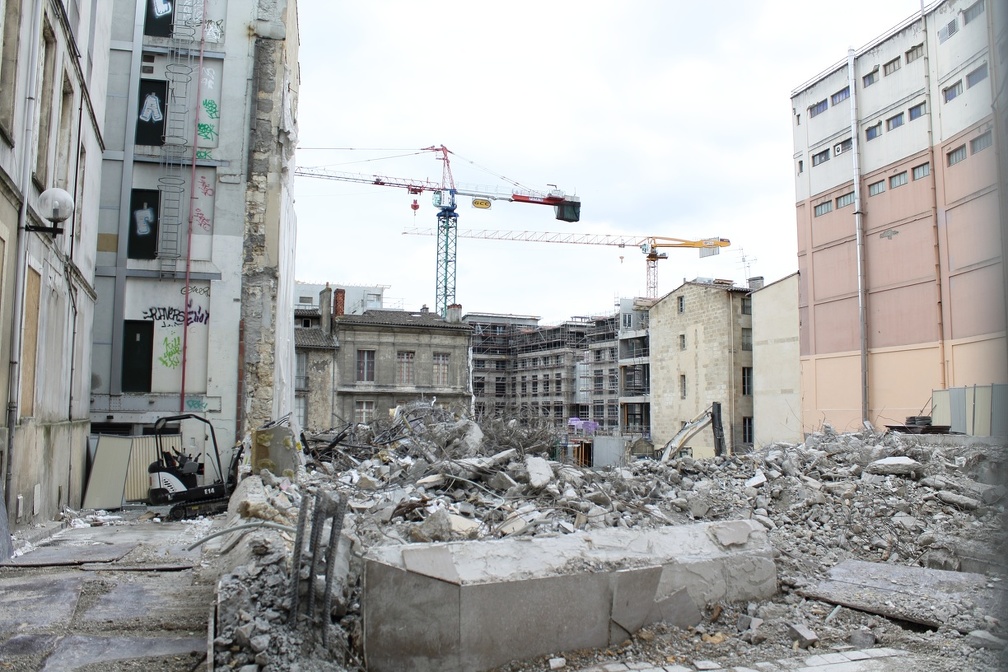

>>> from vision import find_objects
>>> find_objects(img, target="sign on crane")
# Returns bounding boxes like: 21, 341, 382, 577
294, 145, 581, 316
401, 227, 730, 299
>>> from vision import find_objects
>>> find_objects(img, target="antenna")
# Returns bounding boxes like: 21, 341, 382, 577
737, 248, 757, 281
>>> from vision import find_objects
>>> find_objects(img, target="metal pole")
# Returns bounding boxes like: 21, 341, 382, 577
847, 48, 869, 424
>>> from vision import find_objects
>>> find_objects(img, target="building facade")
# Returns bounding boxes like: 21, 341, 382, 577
90, 0, 299, 451
293, 285, 339, 431
751, 273, 803, 445
335, 306, 471, 424
617, 297, 654, 438
0, 0, 109, 526
791, 0, 1006, 432
649, 280, 753, 457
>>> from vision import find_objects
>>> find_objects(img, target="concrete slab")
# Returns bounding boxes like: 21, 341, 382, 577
38, 635, 205, 672
363, 521, 776, 672
77, 574, 215, 630
0, 542, 135, 566
0, 572, 83, 629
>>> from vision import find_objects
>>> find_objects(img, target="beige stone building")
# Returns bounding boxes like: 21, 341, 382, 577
791, 0, 1006, 432
334, 306, 471, 424
649, 280, 753, 457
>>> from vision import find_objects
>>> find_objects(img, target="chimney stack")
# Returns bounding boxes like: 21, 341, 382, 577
334, 287, 345, 317
319, 284, 333, 335
445, 303, 462, 323
748, 276, 765, 290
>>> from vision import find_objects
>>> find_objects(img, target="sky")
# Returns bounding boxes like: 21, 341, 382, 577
293, 1, 926, 324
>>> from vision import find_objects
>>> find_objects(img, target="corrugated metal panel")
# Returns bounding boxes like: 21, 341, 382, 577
994, 385, 1008, 437
124, 435, 181, 502
949, 387, 967, 434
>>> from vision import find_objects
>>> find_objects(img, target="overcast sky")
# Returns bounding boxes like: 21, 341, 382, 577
292, 1, 925, 323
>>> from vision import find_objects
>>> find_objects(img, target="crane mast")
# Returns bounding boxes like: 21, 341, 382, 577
294, 145, 581, 315
402, 227, 730, 298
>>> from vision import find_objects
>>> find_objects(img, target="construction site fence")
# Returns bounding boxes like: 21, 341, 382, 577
931, 384, 1007, 437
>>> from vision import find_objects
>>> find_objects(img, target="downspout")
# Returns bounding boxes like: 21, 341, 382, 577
4, 0, 45, 508
727, 289, 735, 452
847, 48, 869, 424
179, 0, 210, 412
919, 1, 947, 392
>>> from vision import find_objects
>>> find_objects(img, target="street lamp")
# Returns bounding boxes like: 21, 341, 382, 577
27, 187, 74, 236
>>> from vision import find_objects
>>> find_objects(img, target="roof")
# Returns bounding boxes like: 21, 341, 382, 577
335, 309, 471, 331
295, 307, 320, 318
294, 327, 338, 350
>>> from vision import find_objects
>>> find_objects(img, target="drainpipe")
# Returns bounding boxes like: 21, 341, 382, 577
3, 0, 45, 509
847, 48, 869, 424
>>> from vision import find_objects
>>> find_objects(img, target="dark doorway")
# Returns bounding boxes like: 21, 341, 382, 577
122, 320, 154, 392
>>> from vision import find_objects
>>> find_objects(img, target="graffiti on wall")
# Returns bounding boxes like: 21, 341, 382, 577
159, 335, 181, 368
181, 285, 210, 297
185, 396, 208, 411
142, 299, 211, 327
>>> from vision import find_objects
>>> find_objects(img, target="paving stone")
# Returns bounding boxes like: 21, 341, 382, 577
602, 663, 630, 672
840, 650, 872, 661
693, 661, 723, 671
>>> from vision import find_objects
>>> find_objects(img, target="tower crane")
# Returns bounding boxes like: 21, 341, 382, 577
294, 145, 581, 315
401, 227, 730, 298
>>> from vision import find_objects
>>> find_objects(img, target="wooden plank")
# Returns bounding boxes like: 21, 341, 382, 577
801, 559, 1004, 629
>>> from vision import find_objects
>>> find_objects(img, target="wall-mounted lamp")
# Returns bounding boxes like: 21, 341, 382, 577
26, 187, 74, 236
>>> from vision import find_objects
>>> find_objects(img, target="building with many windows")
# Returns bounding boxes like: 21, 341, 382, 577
334, 305, 471, 424
0, 0, 109, 525
90, 0, 299, 448
791, 0, 1005, 432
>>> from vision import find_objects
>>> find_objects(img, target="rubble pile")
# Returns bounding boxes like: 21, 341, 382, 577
211, 407, 1008, 671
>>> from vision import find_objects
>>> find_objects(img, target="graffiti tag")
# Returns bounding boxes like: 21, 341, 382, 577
194, 207, 211, 231
197, 123, 218, 142
159, 335, 181, 368
196, 149, 213, 160
186, 396, 208, 411
198, 175, 215, 196
180, 285, 210, 297
142, 299, 211, 327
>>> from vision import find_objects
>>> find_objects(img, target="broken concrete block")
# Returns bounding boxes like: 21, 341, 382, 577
848, 627, 876, 648
865, 456, 922, 479
967, 630, 1007, 649
745, 470, 767, 488
525, 456, 554, 488
487, 471, 518, 492
249, 424, 305, 479
362, 521, 776, 672
549, 657, 566, 669
787, 622, 818, 648
936, 490, 980, 510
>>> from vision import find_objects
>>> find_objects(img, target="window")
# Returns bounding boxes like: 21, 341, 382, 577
520, 377, 527, 395
680, 374, 687, 399
834, 138, 852, 155
742, 367, 753, 396
836, 191, 855, 209
495, 378, 506, 396
741, 296, 752, 315
679, 334, 686, 350
883, 57, 901, 76
905, 43, 924, 64
947, 144, 967, 166
531, 376, 539, 396
354, 400, 375, 424
295, 395, 307, 429
890, 171, 908, 188
938, 19, 958, 43
865, 122, 882, 141
944, 80, 963, 102
433, 352, 449, 386
474, 359, 485, 369
797, 159, 803, 174
622, 313, 632, 329
963, 1, 984, 25
128, 189, 160, 259
0, 0, 23, 133
677, 296, 685, 313
863, 69, 878, 87
812, 149, 830, 166
136, 79, 168, 145
809, 99, 828, 117
474, 376, 485, 396
295, 352, 307, 389
814, 201, 833, 217
34, 25, 56, 183
909, 101, 926, 120
868, 180, 885, 196
555, 373, 562, 393
356, 350, 375, 382
912, 163, 930, 180
831, 87, 849, 105
144, 0, 174, 36
593, 370, 603, 392
886, 113, 904, 131
396, 351, 415, 384
966, 63, 988, 88
743, 417, 754, 444
971, 130, 992, 154
741, 328, 753, 351
609, 369, 617, 391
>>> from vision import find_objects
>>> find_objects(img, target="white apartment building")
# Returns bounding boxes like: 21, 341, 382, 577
90, 0, 299, 450
791, 0, 1005, 432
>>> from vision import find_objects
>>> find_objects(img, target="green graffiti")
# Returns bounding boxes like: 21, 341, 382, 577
196, 149, 213, 160
202, 99, 219, 119
197, 123, 218, 142
159, 335, 181, 368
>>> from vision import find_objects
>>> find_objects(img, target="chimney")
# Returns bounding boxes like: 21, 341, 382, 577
334, 287, 345, 317
748, 276, 765, 290
446, 303, 462, 323
319, 284, 333, 335
420, 304, 429, 315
